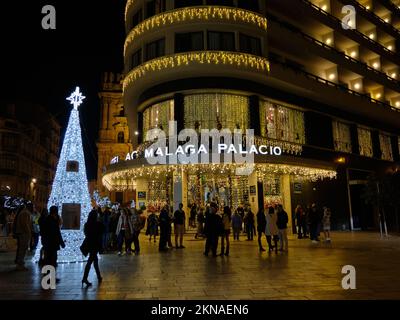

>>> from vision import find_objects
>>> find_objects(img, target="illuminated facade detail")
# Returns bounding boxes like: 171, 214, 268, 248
124, 6, 268, 55
379, 133, 393, 161
332, 120, 352, 153
357, 127, 373, 157
184, 93, 249, 131
143, 99, 175, 138
123, 51, 270, 91
259, 100, 305, 145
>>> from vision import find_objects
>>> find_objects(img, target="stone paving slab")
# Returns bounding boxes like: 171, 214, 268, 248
0, 232, 400, 300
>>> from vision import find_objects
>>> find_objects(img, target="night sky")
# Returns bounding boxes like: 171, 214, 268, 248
1, 0, 126, 179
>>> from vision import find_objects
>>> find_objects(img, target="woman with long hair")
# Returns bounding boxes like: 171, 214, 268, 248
82, 209, 104, 287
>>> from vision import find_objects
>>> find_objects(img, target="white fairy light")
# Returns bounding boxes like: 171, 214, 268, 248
33, 87, 91, 263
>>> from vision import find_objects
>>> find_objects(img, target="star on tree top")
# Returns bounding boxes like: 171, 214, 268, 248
66, 87, 85, 110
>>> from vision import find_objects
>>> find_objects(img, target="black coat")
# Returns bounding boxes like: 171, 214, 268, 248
256, 210, 266, 232
83, 221, 104, 253
42, 215, 64, 251
204, 213, 223, 237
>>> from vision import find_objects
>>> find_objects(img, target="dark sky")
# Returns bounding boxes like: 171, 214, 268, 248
1, 0, 126, 179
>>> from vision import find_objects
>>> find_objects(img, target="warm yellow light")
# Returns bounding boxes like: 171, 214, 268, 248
325, 38, 332, 45
354, 83, 360, 90
321, 4, 327, 10
366, 5, 370, 9
375, 93, 381, 99
350, 51, 357, 58
369, 33, 375, 39
124, 7, 268, 56
328, 73, 335, 80
387, 45, 393, 51
31, 178, 37, 184
336, 157, 346, 164
396, 101, 400, 107
384, 18, 389, 23
391, 72, 397, 78
372, 62, 379, 69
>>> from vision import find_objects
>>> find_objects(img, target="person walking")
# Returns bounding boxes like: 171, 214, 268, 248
189, 203, 197, 229
220, 206, 231, 256
265, 206, 279, 253
174, 203, 186, 249
322, 206, 332, 242
276, 205, 289, 251
13, 203, 33, 270
195, 207, 205, 239
115, 208, 133, 255
159, 205, 171, 251
42, 205, 65, 269
204, 202, 222, 257
244, 205, 255, 240
231, 209, 242, 241
309, 203, 321, 243
146, 211, 159, 243
257, 208, 267, 252
81, 209, 104, 287
295, 205, 305, 239
101, 207, 110, 252
130, 208, 146, 254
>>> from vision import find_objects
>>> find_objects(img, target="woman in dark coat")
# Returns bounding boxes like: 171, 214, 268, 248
43, 206, 65, 268
256, 208, 267, 252
82, 209, 104, 287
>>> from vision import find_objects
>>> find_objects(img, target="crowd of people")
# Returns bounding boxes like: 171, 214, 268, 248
1, 199, 332, 286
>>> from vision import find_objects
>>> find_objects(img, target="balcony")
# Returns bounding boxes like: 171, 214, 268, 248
299, 0, 400, 65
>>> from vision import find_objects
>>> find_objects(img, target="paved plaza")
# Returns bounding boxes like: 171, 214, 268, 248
0, 231, 399, 300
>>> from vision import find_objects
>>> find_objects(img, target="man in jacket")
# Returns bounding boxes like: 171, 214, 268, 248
174, 203, 186, 249
276, 204, 289, 252
203, 202, 222, 257
14, 202, 33, 270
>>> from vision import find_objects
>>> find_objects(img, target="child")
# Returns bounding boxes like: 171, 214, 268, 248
322, 207, 331, 242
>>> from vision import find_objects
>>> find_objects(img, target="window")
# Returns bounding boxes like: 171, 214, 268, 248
379, 133, 393, 161
0, 154, 17, 170
357, 127, 373, 157
146, 0, 166, 18
145, 38, 165, 61
237, 0, 259, 12
184, 93, 249, 131
131, 49, 142, 68
175, 0, 203, 9
143, 100, 175, 139
239, 33, 262, 56
175, 32, 204, 53
332, 120, 352, 153
117, 132, 125, 143
208, 31, 235, 51
259, 100, 305, 144
131, 9, 143, 28
206, 0, 234, 5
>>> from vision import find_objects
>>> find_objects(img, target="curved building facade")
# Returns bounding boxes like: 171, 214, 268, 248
101, 0, 400, 232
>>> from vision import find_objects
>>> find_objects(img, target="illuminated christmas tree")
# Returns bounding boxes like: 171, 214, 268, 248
34, 87, 91, 263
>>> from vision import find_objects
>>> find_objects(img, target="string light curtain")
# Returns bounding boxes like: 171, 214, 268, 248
379, 133, 393, 161
259, 100, 305, 144
143, 99, 174, 139
184, 93, 249, 131
332, 120, 352, 153
357, 127, 373, 157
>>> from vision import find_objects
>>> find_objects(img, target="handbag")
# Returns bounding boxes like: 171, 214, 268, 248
80, 238, 89, 257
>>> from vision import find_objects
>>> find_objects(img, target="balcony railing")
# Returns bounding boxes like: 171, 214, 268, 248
299, 0, 399, 63
336, 0, 400, 38
268, 53, 400, 113
267, 13, 400, 90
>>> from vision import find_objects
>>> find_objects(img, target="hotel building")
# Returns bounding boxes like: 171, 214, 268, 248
100, 0, 400, 232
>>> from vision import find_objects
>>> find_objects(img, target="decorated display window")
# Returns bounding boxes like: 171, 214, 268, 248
262, 176, 282, 207
357, 127, 373, 157
143, 99, 174, 139
379, 133, 393, 161
184, 93, 249, 131
332, 120, 352, 153
260, 100, 305, 144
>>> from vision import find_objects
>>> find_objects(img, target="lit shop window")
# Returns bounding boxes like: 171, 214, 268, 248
357, 127, 373, 157
332, 120, 352, 153
143, 99, 175, 139
379, 133, 393, 161
259, 101, 305, 144
184, 93, 249, 131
